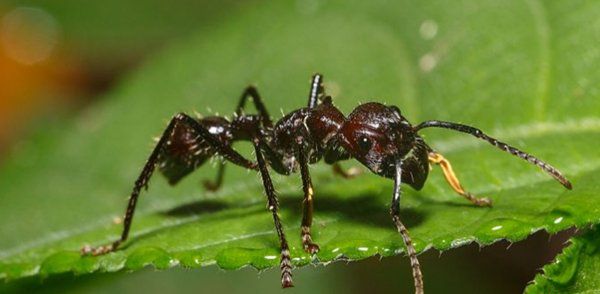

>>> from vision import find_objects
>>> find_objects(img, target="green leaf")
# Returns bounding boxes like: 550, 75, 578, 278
526, 227, 600, 293
1, 0, 599, 286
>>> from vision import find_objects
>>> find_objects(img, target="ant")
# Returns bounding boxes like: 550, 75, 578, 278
82, 74, 572, 294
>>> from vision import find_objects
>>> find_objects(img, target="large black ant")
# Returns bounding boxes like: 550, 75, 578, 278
82, 74, 572, 294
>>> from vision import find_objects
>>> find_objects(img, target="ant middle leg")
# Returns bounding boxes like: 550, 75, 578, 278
428, 152, 492, 207
298, 149, 320, 254
254, 142, 294, 288
81, 113, 256, 256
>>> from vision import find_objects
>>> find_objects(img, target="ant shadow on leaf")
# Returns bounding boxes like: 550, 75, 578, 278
162, 199, 230, 217
161, 191, 426, 230
118, 188, 436, 250
281, 193, 424, 229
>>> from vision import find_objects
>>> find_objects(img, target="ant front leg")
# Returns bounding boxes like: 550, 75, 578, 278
82, 113, 256, 256
297, 149, 320, 254
390, 158, 424, 294
428, 152, 492, 207
254, 141, 294, 288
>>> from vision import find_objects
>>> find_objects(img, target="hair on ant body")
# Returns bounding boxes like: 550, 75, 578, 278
82, 74, 572, 294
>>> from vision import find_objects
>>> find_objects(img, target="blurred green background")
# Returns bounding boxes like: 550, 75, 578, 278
0, 0, 595, 293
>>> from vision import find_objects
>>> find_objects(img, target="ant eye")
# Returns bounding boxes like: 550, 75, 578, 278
357, 137, 372, 151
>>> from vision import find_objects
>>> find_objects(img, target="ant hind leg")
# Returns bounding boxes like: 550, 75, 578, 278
81, 113, 256, 256
235, 86, 272, 127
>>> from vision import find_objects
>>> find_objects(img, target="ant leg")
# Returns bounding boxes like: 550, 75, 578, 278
332, 163, 362, 179
307, 73, 324, 108
324, 149, 361, 178
415, 120, 572, 189
81, 113, 256, 256
298, 150, 320, 254
428, 152, 492, 207
200, 86, 271, 192
235, 86, 273, 127
203, 161, 226, 191
390, 158, 424, 294
254, 142, 294, 288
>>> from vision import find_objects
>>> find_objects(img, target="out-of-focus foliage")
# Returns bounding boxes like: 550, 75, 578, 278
527, 227, 600, 293
1, 0, 253, 59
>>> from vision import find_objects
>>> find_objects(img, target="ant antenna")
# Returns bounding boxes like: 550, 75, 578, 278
414, 120, 572, 189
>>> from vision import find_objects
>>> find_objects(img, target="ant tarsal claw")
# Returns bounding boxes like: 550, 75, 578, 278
304, 243, 320, 255
472, 195, 493, 207
81, 244, 114, 256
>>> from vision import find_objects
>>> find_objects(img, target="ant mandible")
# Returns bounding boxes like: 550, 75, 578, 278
82, 74, 572, 294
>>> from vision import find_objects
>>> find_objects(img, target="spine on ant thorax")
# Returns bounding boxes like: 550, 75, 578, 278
228, 115, 265, 142
266, 103, 346, 170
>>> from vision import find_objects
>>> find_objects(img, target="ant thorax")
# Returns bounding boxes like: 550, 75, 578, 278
269, 100, 346, 174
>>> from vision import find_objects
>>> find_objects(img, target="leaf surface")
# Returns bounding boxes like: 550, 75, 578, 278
0, 0, 599, 284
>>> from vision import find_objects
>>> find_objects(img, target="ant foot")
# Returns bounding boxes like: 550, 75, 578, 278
81, 243, 115, 256
468, 194, 492, 207
281, 272, 294, 288
280, 250, 294, 288
303, 242, 320, 255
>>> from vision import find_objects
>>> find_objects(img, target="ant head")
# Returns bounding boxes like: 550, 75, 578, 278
339, 102, 415, 176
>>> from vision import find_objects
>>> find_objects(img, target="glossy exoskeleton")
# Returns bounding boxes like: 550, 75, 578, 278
82, 74, 572, 294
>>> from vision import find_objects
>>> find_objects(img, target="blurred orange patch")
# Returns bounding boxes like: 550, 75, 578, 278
0, 5, 88, 156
